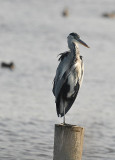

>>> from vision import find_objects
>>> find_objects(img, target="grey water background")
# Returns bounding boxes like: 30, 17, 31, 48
0, 0, 115, 159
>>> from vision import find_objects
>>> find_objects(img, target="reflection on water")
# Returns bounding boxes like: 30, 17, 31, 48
0, 0, 115, 160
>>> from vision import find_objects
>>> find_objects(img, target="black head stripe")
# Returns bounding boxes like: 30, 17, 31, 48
69, 32, 80, 39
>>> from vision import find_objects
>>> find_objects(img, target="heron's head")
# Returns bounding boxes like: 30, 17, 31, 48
67, 32, 90, 49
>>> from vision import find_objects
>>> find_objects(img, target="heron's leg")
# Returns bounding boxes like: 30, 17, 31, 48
63, 106, 65, 124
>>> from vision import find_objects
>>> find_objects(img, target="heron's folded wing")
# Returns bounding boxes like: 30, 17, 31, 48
53, 68, 71, 100
53, 51, 71, 99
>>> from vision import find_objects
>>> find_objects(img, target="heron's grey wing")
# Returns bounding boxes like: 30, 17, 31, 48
53, 51, 70, 98
53, 68, 71, 100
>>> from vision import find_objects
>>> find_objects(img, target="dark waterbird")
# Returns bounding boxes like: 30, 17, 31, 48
102, 11, 115, 18
53, 33, 90, 124
62, 8, 69, 17
1, 62, 14, 70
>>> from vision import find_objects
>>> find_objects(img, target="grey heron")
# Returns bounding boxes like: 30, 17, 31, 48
53, 32, 89, 124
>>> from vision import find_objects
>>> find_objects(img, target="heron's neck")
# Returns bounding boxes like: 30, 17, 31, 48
70, 42, 80, 59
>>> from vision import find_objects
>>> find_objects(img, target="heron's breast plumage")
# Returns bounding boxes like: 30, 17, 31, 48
75, 60, 82, 81
67, 72, 77, 98
67, 57, 83, 97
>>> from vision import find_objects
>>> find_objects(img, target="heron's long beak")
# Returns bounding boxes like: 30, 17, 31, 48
78, 39, 90, 48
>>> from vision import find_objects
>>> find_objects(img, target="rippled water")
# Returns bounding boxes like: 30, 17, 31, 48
0, 0, 115, 159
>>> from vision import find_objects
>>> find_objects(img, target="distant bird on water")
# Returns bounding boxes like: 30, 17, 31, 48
1, 62, 14, 70
62, 8, 69, 17
53, 33, 90, 124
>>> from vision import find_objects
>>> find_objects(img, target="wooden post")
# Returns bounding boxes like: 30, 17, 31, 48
53, 124, 84, 160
